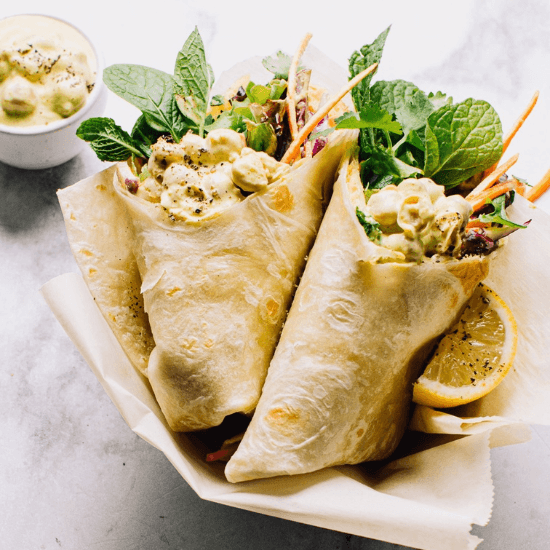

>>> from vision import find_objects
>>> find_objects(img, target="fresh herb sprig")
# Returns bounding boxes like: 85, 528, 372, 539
336, 27, 504, 191
77, 27, 211, 161
77, 29, 297, 163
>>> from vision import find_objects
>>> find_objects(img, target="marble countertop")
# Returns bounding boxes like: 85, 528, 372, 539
2, 1, 550, 548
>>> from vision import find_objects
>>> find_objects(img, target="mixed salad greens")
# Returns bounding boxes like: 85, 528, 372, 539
334, 26, 503, 190
77, 28, 309, 163
329, 26, 528, 251
77, 25, 528, 248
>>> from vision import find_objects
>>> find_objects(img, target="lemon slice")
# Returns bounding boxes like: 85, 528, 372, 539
412, 282, 518, 408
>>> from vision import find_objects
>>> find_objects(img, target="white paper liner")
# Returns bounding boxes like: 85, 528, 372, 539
41, 48, 550, 549
42, 268, 534, 550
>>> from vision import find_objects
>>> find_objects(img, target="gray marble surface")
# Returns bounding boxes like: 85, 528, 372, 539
2, 1, 550, 548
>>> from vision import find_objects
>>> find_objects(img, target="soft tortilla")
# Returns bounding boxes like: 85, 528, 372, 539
58, 167, 154, 376
60, 129, 357, 432
225, 149, 491, 482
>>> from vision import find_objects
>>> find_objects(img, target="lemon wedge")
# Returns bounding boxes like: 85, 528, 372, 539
412, 282, 518, 408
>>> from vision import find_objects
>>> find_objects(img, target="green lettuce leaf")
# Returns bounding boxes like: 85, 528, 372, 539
245, 120, 277, 155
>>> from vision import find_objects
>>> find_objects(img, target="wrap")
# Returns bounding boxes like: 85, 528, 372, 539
59, 128, 357, 432
225, 149, 491, 482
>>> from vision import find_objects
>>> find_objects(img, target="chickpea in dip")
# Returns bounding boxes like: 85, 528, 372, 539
131, 129, 290, 222
0, 14, 96, 127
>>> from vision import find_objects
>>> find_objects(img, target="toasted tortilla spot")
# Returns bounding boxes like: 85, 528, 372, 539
265, 407, 306, 436
166, 287, 182, 296
88, 268, 97, 276
70, 213, 76, 221
96, 184, 107, 191
204, 339, 214, 348
448, 259, 489, 296
266, 298, 279, 318
272, 185, 294, 212
180, 337, 197, 350
79, 249, 94, 257
357, 428, 364, 438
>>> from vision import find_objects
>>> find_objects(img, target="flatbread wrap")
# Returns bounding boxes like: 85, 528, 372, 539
224, 27, 532, 482
224, 150, 498, 482
109, 128, 355, 431
62, 29, 363, 432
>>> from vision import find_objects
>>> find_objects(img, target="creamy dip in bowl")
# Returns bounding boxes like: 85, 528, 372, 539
0, 14, 107, 169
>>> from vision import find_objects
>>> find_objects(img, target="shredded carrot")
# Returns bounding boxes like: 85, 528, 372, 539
466, 219, 490, 230
466, 154, 519, 200
482, 91, 539, 177
514, 179, 527, 196
525, 167, 550, 202
503, 90, 539, 155
467, 180, 518, 212
281, 62, 378, 164
287, 33, 313, 142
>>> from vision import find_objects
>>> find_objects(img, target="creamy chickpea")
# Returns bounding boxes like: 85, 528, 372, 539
360, 178, 473, 263
0, 15, 96, 127
132, 129, 290, 222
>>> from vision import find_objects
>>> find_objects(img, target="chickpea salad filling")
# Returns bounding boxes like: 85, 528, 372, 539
77, 28, 378, 224
355, 178, 474, 263
126, 129, 290, 221
332, 27, 532, 262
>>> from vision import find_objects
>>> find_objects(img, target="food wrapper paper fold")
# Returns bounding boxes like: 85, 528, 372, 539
42, 180, 550, 550
41, 51, 550, 550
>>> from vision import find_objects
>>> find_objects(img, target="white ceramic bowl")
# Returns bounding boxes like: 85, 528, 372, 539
0, 15, 107, 170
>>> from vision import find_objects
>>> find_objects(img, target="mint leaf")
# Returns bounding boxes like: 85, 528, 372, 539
173, 27, 212, 127
174, 94, 203, 129
103, 64, 186, 141
428, 91, 452, 110
423, 98, 503, 187
262, 51, 297, 80
406, 128, 426, 151
360, 144, 422, 184
370, 80, 434, 137
335, 105, 402, 134
478, 193, 527, 228
76, 117, 145, 161
131, 114, 165, 157
349, 26, 390, 110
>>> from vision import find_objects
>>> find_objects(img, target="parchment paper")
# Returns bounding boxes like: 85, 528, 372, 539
41, 51, 550, 550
